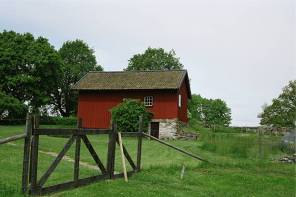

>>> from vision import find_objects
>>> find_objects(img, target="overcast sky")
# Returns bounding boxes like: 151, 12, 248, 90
1, 0, 295, 126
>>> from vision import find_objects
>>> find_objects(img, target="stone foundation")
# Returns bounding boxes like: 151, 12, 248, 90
150, 119, 178, 139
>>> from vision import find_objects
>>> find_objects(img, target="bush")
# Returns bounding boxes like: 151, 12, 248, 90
111, 99, 152, 132
0, 183, 21, 197
0, 116, 77, 126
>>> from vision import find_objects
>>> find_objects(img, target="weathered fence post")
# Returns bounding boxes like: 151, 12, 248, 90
118, 132, 128, 182
30, 114, 40, 194
22, 113, 32, 193
74, 118, 82, 185
136, 116, 143, 172
107, 123, 117, 179
34, 115, 40, 130
29, 115, 39, 184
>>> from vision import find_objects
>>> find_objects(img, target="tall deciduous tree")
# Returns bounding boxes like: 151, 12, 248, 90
0, 30, 61, 118
188, 94, 204, 121
202, 98, 232, 127
125, 47, 183, 71
188, 94, 232, 127
51, 40, 103, 117
259, 80, 296, 128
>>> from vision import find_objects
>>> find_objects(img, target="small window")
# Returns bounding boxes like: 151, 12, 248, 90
144, 96, 153, 107
178, 94, 182, 108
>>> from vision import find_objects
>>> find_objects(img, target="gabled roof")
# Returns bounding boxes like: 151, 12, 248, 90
72, 70, 191, 98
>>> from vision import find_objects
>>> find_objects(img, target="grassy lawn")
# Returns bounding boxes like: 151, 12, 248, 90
0, 125, 295, 197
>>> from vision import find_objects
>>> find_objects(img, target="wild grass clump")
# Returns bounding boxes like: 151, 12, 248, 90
199, 132, 281, 159
212, 126, 241, 133
229, 141, 249, 158
0, 183, 23, 197
199, 134, 253, 158
188, 119, 241, 134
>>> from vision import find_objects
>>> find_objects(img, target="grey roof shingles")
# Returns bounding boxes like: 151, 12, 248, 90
72, 70, 190, 92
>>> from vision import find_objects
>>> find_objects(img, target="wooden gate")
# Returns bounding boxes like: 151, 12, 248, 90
1, 114, 208, 196
21, 116, 143, 195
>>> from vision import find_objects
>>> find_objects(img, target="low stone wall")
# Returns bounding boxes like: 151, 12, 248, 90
175, 131, 199, 140
231, 126, 291, 136
278, 154, 296, 164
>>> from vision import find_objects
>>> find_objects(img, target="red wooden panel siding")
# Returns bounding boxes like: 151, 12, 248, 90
78, 90, 180, 129
177, 80, 189, 123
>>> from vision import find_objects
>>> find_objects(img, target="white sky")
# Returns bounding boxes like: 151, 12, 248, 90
1, 0, 295, 126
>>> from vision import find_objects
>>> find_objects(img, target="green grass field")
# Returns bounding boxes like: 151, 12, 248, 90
0, 125, 295, 197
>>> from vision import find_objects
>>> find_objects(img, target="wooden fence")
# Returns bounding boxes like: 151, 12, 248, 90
0, 114, 207, 195
0, 114, 143, 195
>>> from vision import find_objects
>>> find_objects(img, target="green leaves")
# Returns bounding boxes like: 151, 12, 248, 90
188, 94, 232, 128
0, 30, 61, 117
59, 39, 101, 82
51, 39, 103, 117
0, 31, 102, 118
259, 80, 296, 128
111, 99, 152, 132
125, 47, 183, 71
0, 91, 27, 119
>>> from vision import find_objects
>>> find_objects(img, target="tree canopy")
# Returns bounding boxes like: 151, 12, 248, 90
125, 47, 183, 71
259, 80, 296, 128
51, 39, 103, 117
0, 30, 61, 118
0, 31, 103, 118
188, 94, 232, 127
0, 91, 26, 119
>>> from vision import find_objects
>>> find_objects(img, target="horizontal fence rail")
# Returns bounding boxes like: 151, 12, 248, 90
34, 128, 112, 135
0, 133, 26, 145
34, 128, 142, 136
143, 133, 208, 163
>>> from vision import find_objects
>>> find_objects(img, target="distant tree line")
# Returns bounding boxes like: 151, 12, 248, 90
0, 30, 233, 128
0, 32, 186, 120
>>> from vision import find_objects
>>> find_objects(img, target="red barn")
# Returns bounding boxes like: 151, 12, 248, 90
72, 70, 191, 139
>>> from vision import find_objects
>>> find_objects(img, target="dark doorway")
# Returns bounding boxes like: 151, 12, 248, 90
150, 122, 159, 138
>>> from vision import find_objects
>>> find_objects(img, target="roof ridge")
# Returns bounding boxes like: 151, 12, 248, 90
72, 70, 191, 97
89, 69, 187, 73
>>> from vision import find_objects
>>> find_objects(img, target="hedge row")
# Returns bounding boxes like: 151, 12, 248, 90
40, 116, 77, 126
0, 116, 77, 126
